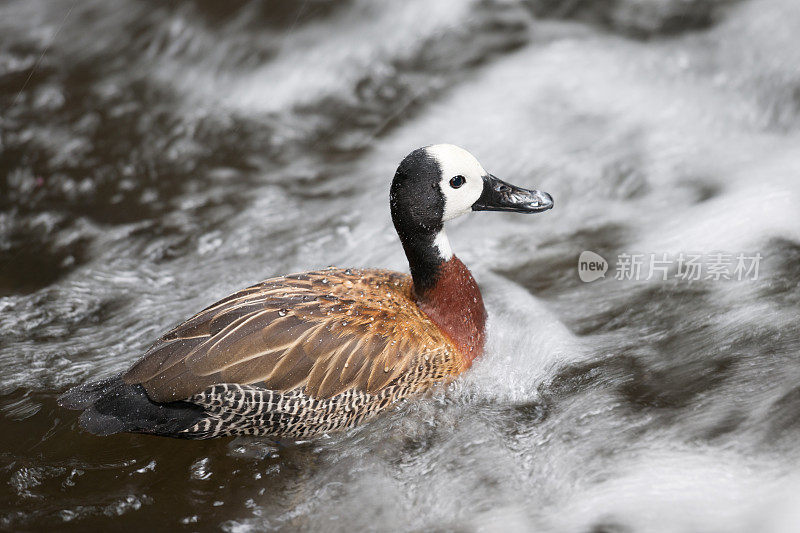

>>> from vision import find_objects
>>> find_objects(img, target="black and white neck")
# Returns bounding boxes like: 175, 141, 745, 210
393, 224, 453, 296
389, 144, 485, 296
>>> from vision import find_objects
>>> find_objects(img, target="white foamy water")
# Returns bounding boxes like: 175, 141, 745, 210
2, 0, 800, 530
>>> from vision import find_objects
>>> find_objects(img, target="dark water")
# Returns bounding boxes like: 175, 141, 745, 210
2, 0, 800, 531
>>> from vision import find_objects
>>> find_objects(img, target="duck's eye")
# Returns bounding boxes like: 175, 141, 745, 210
449, 175, 466, 189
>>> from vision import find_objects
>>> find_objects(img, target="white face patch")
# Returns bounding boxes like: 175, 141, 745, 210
426, 144, 487, 222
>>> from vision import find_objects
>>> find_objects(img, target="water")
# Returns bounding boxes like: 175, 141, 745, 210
2, 0, 800, 530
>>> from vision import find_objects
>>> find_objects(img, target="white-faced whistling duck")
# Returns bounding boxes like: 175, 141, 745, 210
58, 144, 554, 439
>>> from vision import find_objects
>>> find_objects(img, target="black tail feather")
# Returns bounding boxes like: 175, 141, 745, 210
58, 374, 205, 438
58, 375, 121, 410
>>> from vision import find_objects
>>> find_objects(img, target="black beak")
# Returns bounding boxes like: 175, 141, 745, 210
472, 174, 554, 213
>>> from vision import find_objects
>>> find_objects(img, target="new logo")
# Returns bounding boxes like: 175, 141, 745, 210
578, 251, 608, 282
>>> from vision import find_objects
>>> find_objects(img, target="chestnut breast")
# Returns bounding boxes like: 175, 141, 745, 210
415, 256, 486, 368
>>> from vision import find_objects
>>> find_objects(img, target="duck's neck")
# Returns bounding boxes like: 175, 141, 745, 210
398, 229, 486, 365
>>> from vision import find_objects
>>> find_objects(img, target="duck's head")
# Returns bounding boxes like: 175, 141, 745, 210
390, 144, 553, 292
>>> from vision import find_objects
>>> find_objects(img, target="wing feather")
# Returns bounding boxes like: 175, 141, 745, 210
123, 269, 459, 402
261, 344, 316, 391
314, 337, 359, 398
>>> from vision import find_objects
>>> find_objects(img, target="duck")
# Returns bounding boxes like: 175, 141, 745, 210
58, 144, 553, 439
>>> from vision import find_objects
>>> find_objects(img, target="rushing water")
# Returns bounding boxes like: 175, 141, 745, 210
2, 0, 800, 531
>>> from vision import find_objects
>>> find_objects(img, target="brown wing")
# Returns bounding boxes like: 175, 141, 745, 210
122, 268, 457, 402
